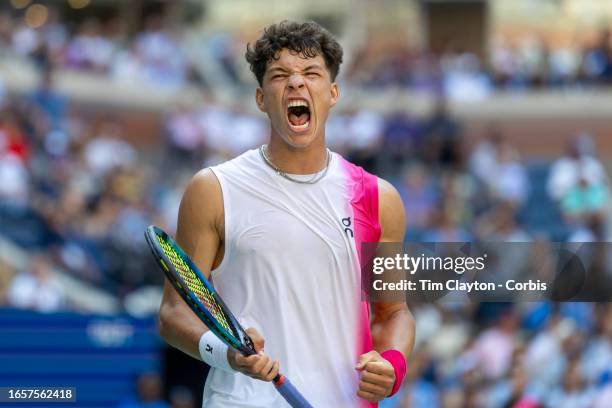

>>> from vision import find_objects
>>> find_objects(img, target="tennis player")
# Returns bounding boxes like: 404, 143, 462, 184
159, 21, 415, 407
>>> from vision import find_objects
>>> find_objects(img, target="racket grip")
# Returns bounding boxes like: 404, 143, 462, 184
273, 374, 313, 408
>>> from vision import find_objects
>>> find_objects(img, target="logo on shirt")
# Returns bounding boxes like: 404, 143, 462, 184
205, 344, 213, 354
341, 217, 354, 238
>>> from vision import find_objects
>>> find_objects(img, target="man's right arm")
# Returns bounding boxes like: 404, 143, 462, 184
157, 169, 279, 382
158, 169, 224, 360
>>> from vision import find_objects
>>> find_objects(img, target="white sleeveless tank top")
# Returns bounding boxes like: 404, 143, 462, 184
204, 148, 381, 407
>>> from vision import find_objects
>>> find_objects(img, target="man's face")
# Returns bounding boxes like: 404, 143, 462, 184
256, 48, 339, 149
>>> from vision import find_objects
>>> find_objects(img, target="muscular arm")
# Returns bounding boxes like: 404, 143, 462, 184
356, 178, 415, 402
370, 178, 415, 358
158, 169, 225, 360
157, 170, 279, 381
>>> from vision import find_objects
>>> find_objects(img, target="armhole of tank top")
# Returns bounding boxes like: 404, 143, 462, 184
208, 166, 232, 280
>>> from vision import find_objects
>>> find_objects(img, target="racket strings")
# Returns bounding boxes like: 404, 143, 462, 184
158, 237, 233, 333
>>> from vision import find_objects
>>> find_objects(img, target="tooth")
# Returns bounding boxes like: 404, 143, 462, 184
291, 120, 309, 130
288, 100, 309, 108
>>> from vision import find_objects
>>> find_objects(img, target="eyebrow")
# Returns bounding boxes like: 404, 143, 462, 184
267, 64, 325, 75
302, 65, 325, 71
267, 67, 290, 75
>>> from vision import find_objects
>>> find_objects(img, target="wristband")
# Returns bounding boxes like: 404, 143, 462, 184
381, 349, 406, 397
198, 331, 233, 373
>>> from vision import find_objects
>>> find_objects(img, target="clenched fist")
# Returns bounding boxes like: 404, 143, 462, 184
355, 350, 395, 402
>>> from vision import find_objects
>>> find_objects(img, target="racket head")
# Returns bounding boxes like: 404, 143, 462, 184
145, 225, 255, 355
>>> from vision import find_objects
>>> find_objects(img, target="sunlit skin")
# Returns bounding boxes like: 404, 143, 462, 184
255, 48, 338, 174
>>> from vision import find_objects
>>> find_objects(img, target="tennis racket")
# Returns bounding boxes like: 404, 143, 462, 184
144, 225, 313, 408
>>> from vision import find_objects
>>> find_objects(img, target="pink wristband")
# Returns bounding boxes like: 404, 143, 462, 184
381, 349, 406, 397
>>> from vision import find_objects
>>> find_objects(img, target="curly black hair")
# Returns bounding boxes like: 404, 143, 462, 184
245, 20, 343, 86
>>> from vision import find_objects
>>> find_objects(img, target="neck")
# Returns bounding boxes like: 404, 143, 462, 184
266, 137, 328, 175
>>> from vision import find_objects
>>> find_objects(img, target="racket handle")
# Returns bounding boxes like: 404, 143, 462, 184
273, 374, 313, 408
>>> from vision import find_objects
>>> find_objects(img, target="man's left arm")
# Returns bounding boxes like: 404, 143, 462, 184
356, 179, 415, 403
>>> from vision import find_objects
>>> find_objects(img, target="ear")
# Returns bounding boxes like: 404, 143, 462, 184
330, 83, 339, 108
255, 87, 265, 112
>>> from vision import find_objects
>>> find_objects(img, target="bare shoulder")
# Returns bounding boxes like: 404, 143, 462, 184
180, 169, 223, 212
176, 169, 224, 251
377, 178, 406, 242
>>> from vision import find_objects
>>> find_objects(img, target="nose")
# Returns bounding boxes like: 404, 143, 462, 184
287, 73, 305, 90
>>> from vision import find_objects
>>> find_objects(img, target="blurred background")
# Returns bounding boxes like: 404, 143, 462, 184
0, 0, 611, 407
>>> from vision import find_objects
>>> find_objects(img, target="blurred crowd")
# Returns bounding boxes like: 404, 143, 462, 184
2, 7, 612, 98
0, 69, 179, 308
345, 30, 612, 98
0, 9, 195, 89
382, 302, 612, 408
1, 7, 611, 408
207, 28, 612, 99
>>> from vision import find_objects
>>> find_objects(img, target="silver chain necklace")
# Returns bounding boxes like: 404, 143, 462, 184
259, 145, 331, 184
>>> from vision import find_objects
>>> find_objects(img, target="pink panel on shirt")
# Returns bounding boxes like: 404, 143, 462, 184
340, 157, 382, 408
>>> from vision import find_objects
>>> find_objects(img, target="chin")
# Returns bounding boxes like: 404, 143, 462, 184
282, 131, 319, 149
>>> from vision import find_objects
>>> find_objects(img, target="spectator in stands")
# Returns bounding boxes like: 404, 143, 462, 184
586, 30, 612, 84
547, 135, 609, 229
580, 304, 612, 385
524, 314, 575, 390
441, 49, 492, 101
474, 202, 530, 242
472, 136, 529, 207
547, 135, 607, 202
325, 108, 350, 155
420, 98, 463, 169
396, 163, 439, 235
487, 349, 540, 408
0, 259, 16, 306
111, 42, 144, 84
11, 20, 40, 58
165, 103, 203, 167
7, 253, 66, 313
29, 69, 67, 131
0, 12, 13, 53
168, 386, 194, 408
546, 358, 596, 408
117, 372, 169, 408
0, 106, 31, 205
65, 19, 115, 72
561, 179, 609, 224
135, 14, 187, 89
462, 308, 519, 380
40, 8, 68, 63
0, 107, 31, 162
469, 126, 502, 185
548, 43, 582, 87
223, 104, 267, 158
345, 108, 385, 172
83, 118, 136, 177
409, 50, 442, 93
381, 110, 420, 169
421, 201, 471, 242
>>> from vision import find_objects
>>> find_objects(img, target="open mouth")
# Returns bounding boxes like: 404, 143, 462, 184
286, 99, 311, 131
